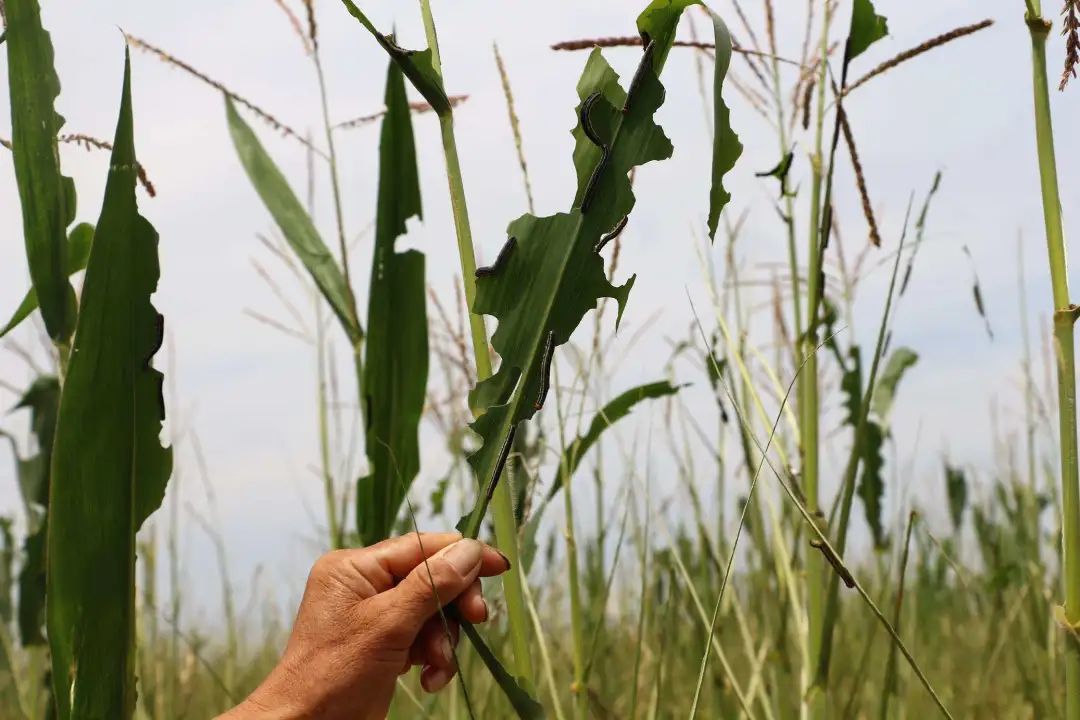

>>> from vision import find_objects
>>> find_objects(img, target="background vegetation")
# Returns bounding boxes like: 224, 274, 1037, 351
1, 0, 1079, 718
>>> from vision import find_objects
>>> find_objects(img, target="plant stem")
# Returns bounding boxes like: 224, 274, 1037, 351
311, 42, 357, 548
553, 362, 587, 719
1025, 9, 1080, 717
419, 0, 534, 686
315, 295, 342, 548
803, 2, 831, 717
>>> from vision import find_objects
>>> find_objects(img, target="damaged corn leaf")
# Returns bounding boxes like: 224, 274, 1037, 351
0, 223, 94, 339
459, 1, 737, 538
705, 7, 743, 239
847, 0, 889, 62
6, 0, 77, 342
357, 60, 429, 546
47, 51, 172, 719
338, 0, 451, 115
459, 23, 670, 537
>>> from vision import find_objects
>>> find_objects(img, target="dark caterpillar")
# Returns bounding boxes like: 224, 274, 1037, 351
579, 91, 609, 214
534, 331, 555, 411
810, 538, 855, 589
475, 236, 516, 279
595, 215, 629, 253
622, 37, 656, 114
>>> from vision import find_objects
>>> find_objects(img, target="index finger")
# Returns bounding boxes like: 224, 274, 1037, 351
369, 532, 510, 581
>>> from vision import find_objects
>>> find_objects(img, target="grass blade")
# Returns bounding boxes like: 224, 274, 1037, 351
46, 49, 172, 719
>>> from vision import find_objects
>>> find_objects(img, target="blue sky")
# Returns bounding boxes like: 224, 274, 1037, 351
1, 0, 1078, 616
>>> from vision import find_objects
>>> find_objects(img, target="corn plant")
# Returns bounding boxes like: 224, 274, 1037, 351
1021, 0, 1079, 716
4, 0, 174, 716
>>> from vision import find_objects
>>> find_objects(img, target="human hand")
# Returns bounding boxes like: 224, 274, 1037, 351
218, 532, 511, 720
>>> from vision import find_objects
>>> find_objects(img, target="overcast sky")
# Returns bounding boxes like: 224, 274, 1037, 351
1, 0, 1078, 617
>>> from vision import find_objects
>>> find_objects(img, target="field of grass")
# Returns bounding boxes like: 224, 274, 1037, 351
0, 0, 1079, 718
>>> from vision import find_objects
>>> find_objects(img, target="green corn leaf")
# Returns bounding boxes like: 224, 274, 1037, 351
547, 381, 683, 502
847, 0, 888, 62
4, 377, 59, 647
857, 419, 887, 549
0, 224, 94, 339
46, 51, 172, 719
225, 98, 361, 346
0, 519, 12, 627
337, 0, 451, 115
871, 347, 918, 423
6, 0, 77, 342
839, 347, 887, 548
705, 7, 743, 240
945, 464, 967, 533
840, 345, 863, 427
356, 60, 429, 546
458, 620, 545, 720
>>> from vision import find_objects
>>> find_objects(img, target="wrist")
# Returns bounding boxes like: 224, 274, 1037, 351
217, 662, 314, 720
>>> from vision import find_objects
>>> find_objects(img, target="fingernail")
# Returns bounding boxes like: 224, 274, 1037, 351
439, 635, 453, 666
479, 597, 489, 622
444, 539, 483, 574
423, 666, 452, 693
497, 550, 513, 571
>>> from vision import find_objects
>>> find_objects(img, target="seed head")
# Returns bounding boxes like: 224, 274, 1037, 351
1062, 0, 1080, 90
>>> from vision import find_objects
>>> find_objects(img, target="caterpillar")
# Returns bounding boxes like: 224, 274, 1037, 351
483, 424, 519, 508
810, 538, 855, 589
595, 215, 629, 253
622, 38, 656, 114
579, 91, 609, 214
534, 330, 555, 411
475, 236, 516, 278
142, 312, 165, 371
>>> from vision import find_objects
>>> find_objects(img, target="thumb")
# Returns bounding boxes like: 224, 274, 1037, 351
373, 539, 485, 640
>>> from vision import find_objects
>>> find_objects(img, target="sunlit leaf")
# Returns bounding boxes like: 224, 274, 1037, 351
357, 60, 429, 546
47, 52, 172, 719
5, 0, 77, 341
226, 98, 361, 345
0, 223, 94, 339
871, 347, 918, 423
